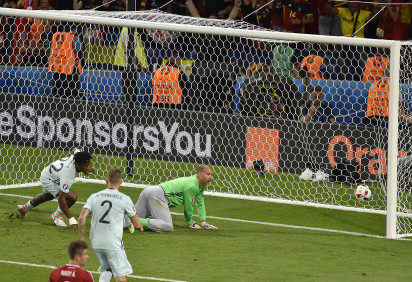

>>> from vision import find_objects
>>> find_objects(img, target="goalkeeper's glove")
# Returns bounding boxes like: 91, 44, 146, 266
188, 221, 202, 229
201, 221, 218, 229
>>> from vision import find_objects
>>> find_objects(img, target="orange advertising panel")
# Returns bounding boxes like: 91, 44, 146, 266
245, 127, 279, 172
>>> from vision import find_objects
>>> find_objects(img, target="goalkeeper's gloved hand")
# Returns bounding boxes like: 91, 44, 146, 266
201, 221, 218, 229
188, 221, 202, 229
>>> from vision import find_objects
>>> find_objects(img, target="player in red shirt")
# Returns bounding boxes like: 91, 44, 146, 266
49, 240, 94, 282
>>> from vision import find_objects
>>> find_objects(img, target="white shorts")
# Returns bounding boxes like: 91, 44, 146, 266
93, 248, 133, 278
40, 175, 60, 197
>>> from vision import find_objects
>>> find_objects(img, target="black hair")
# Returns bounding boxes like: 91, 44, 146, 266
73, 151, 92, 165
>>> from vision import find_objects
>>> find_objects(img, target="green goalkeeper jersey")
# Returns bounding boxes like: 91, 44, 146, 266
159, 174, 206, 224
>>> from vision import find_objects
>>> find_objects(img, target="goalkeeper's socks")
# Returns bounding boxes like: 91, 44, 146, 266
53, 206, 64, 217
138, 217, 148, 227
99, 270, 112, 282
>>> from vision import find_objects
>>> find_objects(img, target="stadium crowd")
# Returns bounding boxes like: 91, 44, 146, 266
0, 0, 412, 119
2, 0, 412, 38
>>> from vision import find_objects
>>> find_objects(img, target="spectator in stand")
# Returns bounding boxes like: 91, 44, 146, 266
227, 0, 243, 20
400, 0, 412, 40
38, 0, 53, 9
2, 0, 17, 8
19, 0, 54, 67
240, 0, 259, 25
102, 0, 126, 11
13, 0, 28, 8
305, 0, 321, 34
187, 0, 207, 17
75, 0, 105, 45
300, 85, 335, 123
207, 0, 235, 19
362, 48, 390, 82
271, 0, 283, 31
256, 0, 274, 29
74, 0, 106, 10
326, 2, 380, 80
376, 0, 404, 40
279, 0, 314, 33
318, 0, 343, 36
326, 0, 380, 38
161, 0, 190, 15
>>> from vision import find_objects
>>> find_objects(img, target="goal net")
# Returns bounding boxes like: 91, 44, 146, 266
0, 7, 410, 238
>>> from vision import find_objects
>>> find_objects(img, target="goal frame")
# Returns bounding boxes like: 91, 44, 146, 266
0, 7, 401, 239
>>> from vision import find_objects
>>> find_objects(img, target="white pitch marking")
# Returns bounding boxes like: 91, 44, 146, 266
2, 192, 410, 240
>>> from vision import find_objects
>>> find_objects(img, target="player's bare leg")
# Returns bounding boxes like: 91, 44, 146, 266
17, 193, 54, 218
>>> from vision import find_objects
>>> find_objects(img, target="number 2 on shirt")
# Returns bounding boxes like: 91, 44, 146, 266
99, 200, 112, 224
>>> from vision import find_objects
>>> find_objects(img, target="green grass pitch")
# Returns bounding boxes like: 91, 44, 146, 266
2, 144, 412, 281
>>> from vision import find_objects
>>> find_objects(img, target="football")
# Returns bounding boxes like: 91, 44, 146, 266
355, 184, 371, 201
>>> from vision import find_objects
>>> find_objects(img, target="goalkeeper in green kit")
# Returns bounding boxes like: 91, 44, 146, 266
125, 165, 218, 232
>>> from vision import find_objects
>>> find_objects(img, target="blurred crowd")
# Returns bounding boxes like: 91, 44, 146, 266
1, 0, 412, 39
1, 0, 412, 117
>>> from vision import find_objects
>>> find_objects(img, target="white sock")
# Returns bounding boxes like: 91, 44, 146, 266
54, 206, 63, 217
24, 200, 34, 211
99, 270, 112, 282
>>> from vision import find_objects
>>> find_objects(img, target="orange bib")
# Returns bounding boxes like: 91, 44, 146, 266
366, 78, 389, 117
48, 32, 82, 75
152, 66, 182, 104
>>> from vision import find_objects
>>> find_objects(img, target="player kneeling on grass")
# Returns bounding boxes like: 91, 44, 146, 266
17, 149, 95, 230
124, 165, 218, 233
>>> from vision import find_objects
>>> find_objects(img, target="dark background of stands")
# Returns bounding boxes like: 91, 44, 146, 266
2, 65, 412, 126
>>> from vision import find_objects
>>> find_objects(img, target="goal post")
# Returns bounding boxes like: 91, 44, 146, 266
0, 7, 409, 239
387, 41, 401, 239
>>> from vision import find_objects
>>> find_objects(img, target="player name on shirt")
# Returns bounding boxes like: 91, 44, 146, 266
96, 192, 123, 200
60, 270, 76, 277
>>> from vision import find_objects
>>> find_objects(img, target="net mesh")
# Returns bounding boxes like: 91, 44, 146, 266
0, 9, 411, 237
